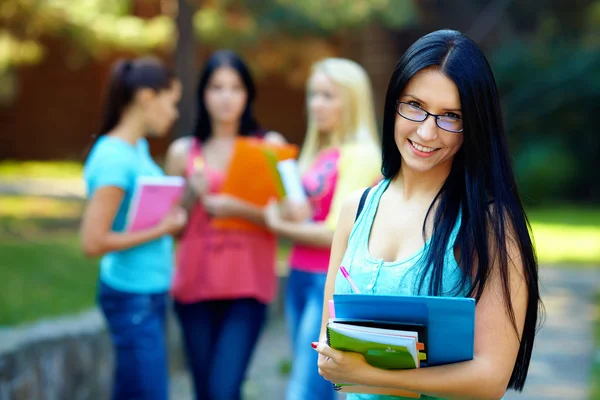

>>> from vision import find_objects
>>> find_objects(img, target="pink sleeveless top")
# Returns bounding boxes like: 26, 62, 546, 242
288, 143, 383, 274
288, 148, 340, 273
171, 138, 278, 304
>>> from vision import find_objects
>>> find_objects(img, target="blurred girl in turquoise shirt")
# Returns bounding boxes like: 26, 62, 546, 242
80, 57, 186, 400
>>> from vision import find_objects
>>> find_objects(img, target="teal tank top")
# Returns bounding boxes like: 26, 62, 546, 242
334, 178, 471, 400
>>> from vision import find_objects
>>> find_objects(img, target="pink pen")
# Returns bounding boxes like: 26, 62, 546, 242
339, 266, 361, 294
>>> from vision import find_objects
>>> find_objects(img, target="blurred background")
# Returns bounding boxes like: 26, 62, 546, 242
0, 0, 598, 399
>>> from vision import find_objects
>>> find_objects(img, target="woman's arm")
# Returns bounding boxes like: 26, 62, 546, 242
271, 219, 333, 248
264, 198, 338, 248
80, 186, 185, 257
165, 137, 204, 211
315, 220, 528, 400
264, 200, 331, 247
203, 195, 266, 226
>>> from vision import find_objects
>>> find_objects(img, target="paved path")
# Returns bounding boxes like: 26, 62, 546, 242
504, 267, 599, 400
170, 267, 598, 400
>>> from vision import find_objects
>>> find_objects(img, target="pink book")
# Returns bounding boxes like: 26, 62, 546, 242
126, 176, 185, 232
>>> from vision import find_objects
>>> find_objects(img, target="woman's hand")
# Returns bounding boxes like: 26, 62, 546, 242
157, 205, 188, 235
280, 198, 312, 222
188, 168, 209, 198
313, 342, 371, 386
264, 198, 283, 231
203, 194, 239, 217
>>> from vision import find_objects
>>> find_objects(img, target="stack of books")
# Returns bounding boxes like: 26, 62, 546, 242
327, 294, 476, 398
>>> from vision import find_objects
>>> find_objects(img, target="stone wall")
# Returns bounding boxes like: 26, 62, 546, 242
0, 278, 287, 400
0, 308, 186, 400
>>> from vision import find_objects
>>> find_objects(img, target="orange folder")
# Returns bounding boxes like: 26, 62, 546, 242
211, 137, 299, 232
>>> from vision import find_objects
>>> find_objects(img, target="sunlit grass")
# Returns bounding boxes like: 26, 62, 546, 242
530, 224, 600, 265
527, 207, 600, 265
0, 196, 84, 219
0, 196, 83, 237
0, 160, 83, 180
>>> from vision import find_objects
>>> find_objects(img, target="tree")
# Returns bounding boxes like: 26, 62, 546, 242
175, 0, 198, 137
0, 0, 175, 102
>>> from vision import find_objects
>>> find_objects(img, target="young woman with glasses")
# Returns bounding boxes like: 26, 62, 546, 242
314, 30, 543, 400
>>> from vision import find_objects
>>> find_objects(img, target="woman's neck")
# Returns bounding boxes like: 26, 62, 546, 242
212, 120, 240, 140
317, 127, 340, 150
108, 111, 146, 146
391, 161, 452, 201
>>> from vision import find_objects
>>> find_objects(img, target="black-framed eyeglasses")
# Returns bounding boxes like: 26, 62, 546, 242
395, 101, 464, 133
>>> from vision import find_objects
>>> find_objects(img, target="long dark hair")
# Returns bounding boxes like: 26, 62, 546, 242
381, 30, 542, 391
95, 57, 175, 141
193, 50, 260, 143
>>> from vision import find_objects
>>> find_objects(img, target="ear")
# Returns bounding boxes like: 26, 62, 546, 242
134, 88, 156, 107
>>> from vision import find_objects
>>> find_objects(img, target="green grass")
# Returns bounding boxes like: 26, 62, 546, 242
0, 160, 83, 180
0, 196, 84, 219
0, 194, 91, 325
0, 196, 84, 237
0, 234, 99, 326
527, 207, 600, 265
0, 193, 597, 326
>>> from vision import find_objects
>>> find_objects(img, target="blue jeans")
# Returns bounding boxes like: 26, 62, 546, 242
98, 281, 169, 400
174, 298, 267, 400
285, 269, 336, 400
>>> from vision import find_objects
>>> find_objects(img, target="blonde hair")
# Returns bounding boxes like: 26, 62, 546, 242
298, 58, 380, 171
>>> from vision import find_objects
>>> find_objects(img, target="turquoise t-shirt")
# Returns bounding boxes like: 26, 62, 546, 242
84, 136, 174, 293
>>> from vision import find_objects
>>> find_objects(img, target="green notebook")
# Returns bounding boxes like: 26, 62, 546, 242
261, 147, 286, 198
326, 321, 422, 370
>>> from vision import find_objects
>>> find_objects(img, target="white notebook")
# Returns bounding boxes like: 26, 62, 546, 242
276, 159, 307, 202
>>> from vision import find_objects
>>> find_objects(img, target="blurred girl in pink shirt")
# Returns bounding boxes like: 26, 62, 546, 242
165, 50, 285, 400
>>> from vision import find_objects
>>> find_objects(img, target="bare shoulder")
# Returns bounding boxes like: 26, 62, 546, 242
263, 131, 287, 145
165, 136, 193, 176
339, 187, 371, 225
167, 136, 193, 158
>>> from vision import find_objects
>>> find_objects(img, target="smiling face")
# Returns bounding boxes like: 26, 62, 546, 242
394, 67, 464, 174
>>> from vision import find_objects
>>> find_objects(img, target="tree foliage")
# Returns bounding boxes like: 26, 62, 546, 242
1, 0, 418, 72
0, 0, 174, 72
193, 0, 416, 47
490, 0, 600, 203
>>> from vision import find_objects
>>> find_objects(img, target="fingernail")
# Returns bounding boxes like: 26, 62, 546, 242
311, 342, 318, 349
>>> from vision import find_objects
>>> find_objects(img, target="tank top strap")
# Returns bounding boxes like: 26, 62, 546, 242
185, 137, 202, 177
345, 179, 390, 263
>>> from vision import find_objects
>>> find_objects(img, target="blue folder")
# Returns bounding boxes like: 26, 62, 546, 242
333, 294, 476, 366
